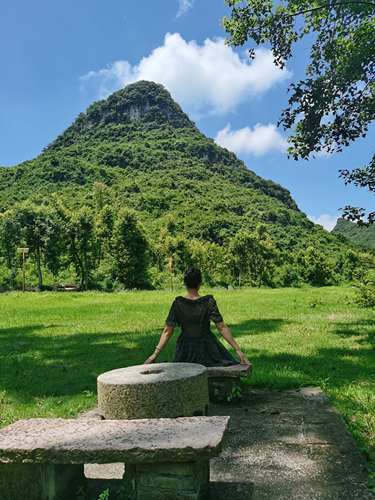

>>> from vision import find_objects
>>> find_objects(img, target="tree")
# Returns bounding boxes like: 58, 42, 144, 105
224, 0, 375, 222
92, 181, 112, 212
95, 204, 115, 264
161, 235, 192, 276
335, 248, 361, 281
67, 207, 96, 290
297, 246, 333, 285
229, 228, 275, 286
0, 211, 20, 287
190, 239, 232, 286
111, 209, 149, 288
15, 203, 63, 290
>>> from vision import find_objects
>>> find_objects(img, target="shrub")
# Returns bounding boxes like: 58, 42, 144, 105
354, 283, 375, 308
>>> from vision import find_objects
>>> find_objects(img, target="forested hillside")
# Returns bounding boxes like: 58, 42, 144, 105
333, 218, 375, 249
0, 81, 369, 290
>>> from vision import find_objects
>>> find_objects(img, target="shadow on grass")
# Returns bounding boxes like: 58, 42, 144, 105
332, 319, 375, 346
0, 325, 166, 402
247, 346, 375, 389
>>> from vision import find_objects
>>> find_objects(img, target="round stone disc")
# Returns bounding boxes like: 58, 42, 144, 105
97, 363, 209, 419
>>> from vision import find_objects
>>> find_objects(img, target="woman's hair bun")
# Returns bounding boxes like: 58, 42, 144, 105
184, 267, 202, 289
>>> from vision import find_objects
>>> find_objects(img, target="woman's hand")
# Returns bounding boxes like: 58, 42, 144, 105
144, 326, 174, 365
144, 352, 158, 364
237, 350, 250, 366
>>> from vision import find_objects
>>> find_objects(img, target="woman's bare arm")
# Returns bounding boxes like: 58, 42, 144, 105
144, 325, 175, 364
216, 322, 250, 365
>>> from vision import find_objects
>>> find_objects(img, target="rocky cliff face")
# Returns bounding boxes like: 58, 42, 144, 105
48, 82, 195, 153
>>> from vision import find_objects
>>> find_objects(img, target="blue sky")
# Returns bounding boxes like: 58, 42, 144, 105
1, 0, 373, 230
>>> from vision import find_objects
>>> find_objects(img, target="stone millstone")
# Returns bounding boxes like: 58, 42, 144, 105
97, 363, 209, 419
0, 416, 229, 465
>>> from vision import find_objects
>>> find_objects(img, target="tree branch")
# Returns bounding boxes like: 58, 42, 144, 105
283, 1, 375, 18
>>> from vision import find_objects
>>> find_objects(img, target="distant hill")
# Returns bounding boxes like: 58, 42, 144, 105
0, 81, 355, 256
333, 218, 375, 249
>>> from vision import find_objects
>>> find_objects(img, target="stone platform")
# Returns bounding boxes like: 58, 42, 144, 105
0, 416, 228, 500
85, 387, 373, 499
0, 417, 228, 464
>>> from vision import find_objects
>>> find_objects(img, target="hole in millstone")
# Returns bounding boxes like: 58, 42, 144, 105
140, 369, 164, 375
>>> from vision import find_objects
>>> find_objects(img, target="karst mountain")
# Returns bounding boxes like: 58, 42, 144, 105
0, 81, 348, 254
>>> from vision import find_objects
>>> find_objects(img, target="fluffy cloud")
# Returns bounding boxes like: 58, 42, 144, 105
215, 123, 288, 156
177, 0, 194, 17
80, 33, 290, 117
308, 214, 338, 231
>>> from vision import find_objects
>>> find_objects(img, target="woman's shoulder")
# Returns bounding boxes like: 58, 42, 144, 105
174, 294, 214, 302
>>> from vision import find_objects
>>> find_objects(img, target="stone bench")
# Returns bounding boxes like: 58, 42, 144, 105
0, 416, 229, 500
207, 364, 252, 403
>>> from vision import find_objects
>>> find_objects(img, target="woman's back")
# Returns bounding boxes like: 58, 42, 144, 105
144, 267, 249, 367
166, 294, 222, 338
166, 294, 237, 367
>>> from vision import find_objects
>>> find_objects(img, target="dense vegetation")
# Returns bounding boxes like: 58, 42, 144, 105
333, 218, 375, 249
0, 81, 372, 290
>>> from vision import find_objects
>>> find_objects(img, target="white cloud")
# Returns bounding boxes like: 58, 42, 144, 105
80, 33, 290, 117
308, 214, 338, 231
215, 123, 288, 156
177, 0, 194, 17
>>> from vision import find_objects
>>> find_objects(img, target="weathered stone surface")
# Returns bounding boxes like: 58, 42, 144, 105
0, 463, 84, 500
84, 462, 124, 479
206, 364, 252, 379
79, 407, 104, 420
209, 387, 373, 499
209, 481, 254, 499
0, 416, 229, 465
97, 362, 209, 419
124, 460, 209, 500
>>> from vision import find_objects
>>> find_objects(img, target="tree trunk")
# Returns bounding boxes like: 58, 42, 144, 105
70, 236, 84, 290
35, 250, 43, 291
82, 251, 89, 290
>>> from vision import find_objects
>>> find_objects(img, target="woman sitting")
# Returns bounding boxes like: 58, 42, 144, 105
145, 267, 249, 366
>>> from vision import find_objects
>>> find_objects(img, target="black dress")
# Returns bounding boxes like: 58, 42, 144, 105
165, 294, 238, 367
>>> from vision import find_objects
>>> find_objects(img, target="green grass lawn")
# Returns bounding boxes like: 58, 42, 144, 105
0, 286, 374, 472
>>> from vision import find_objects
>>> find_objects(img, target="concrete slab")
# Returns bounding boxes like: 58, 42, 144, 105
209, 387, 373, 499
0, 416, 229, 465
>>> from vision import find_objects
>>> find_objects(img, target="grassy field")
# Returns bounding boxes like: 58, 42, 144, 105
0, 286, 374, 473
